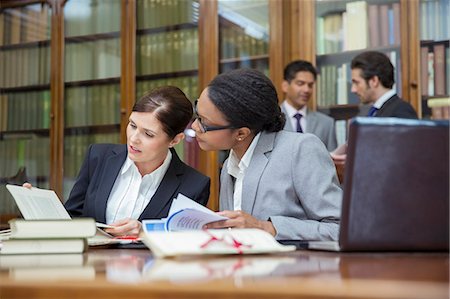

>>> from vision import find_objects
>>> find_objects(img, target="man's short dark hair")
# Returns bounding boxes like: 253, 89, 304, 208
351, 51, 395, 89
283, 60, 317, 82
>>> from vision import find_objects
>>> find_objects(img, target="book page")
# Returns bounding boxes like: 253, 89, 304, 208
166, 208, 228, 231
6, 185, 71, 220
168, 193, 218, 216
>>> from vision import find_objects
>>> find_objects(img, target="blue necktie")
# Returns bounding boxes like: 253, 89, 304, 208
367, 106, 378, 117
294, 113, 303, 133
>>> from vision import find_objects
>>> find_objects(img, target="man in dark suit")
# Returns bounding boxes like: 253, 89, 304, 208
350, 51, 417, 119
331, 51, 417, 167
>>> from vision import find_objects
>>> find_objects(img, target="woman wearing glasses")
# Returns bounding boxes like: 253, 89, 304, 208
193, 69, 341, 241
63, 86, 210, 237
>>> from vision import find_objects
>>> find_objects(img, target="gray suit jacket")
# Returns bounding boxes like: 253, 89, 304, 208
281, 102, 337, 151
220, 131, 342, 241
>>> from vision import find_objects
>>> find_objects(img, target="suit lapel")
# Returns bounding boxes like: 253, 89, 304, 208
94, 145, 127, 223
240, 132, 274, 214
377, 95, 397, 117
280, 104, 294, 131
305, 112, 317, 133
138, 149, 182, 220
219, 159, 234, 211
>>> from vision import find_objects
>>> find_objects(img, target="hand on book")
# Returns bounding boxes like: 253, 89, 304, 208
22, 182, 32, 189
203, 210, 276, 237
103, 218, 142, 238
330, 143, 347, 165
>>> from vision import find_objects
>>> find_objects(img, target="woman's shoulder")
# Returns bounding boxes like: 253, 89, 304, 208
88, 143, 126, 156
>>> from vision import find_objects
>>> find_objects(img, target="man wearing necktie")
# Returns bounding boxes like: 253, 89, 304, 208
280, 60, 337, 151
331, 51, 417, 169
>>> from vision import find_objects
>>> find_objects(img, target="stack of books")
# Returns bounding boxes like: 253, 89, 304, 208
0, 218, 97, 255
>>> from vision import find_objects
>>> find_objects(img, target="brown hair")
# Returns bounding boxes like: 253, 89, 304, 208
132, 86, 193, 138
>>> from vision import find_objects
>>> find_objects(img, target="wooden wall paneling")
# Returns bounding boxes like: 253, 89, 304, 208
401, 0, 420, 115
269, 0, 284, 102
0, 0, 46, 9
281, 0, 316, 110
49, 0, 64, 198
120, 0, 136, 143
198, 0, 219, 211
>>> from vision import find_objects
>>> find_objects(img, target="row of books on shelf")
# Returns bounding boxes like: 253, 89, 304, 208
136, 76, 199, 103
0, 4, 50, 46
136, 28, 198, 76
0, 137, 50, 181
64, 0, 120, 37
0, 46, 50, 88
0, 91, 50, 132
63, 132, 121, 179
137, 0, 198, 29
420, 42, 449, 96
316, 1, 400, 55
220, 26, 269, 60
66, 84, 120, 128
65, 39, 121, 82
316, 51, 400, 107
419, 0, 449, 41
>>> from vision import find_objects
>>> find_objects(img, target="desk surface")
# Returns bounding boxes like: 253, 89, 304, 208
0, 248, 448, 299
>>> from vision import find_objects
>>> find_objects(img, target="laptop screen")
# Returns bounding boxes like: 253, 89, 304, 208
339, 117, 449, 251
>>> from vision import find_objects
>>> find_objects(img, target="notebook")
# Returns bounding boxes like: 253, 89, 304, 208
309, 117, 449, 252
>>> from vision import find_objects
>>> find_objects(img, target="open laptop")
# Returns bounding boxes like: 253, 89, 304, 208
309, 117, 449, 252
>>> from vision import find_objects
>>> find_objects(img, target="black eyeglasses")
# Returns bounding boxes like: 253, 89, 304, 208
194, 100, 234, 133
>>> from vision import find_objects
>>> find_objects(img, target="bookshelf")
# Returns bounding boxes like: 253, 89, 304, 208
418, 0, 449, 120
314, 0, 405, 145
218, 0, 270, 76
62, 0, 122, 199
0, 0, 434, 220
136, 0, 200, 170
0, 3, 51, 219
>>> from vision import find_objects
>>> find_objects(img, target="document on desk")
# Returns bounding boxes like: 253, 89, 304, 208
141, 228, 296, 258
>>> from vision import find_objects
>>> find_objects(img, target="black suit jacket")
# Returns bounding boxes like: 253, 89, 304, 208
65, 144, 210, 223
376, 95, 418, 119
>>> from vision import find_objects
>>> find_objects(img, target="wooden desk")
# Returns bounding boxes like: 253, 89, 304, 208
0, 249, 448, 299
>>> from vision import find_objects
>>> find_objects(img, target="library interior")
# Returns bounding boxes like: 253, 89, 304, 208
0, 1, 448, 299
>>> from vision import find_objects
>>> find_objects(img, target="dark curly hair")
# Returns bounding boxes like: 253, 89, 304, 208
207, 68, 285, 134
132, 86, 193, 138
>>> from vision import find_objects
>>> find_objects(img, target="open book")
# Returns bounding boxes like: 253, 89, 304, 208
143, 193, 228, 232
141, 228, 296, 258
5, 184, 118, 246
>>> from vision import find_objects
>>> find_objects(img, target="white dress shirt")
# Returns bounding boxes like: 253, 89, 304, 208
227, 133, 261, 211
105, 150, 172, 224
283, 101, 308, 132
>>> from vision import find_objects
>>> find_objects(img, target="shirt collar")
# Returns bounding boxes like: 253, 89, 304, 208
283, 101, 308, 117
227, 133, 261, 179
373, 89, 396, 109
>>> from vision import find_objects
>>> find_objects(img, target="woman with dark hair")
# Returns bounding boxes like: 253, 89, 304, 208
193, 69, 341, 241
63, 86, 210, 236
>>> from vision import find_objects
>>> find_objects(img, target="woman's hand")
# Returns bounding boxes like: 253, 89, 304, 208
104, 218, 142, 237
203, 210, 276, 236
22, 182, 33, 189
